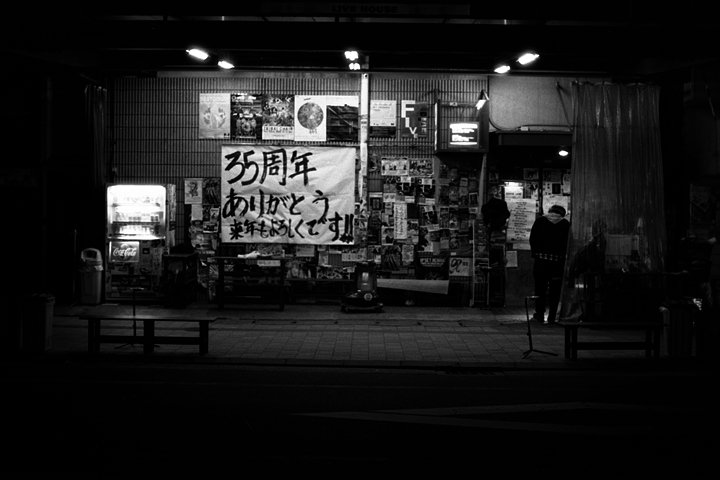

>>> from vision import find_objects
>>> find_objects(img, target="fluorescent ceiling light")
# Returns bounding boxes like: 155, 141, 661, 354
345, 50, 359, 61
349, 62, 361, 70
218, 60, 234, 69
186, 48, 209, 60
558, 149, 569, 157
494, 64, 510, 74
517, 53, 539, 65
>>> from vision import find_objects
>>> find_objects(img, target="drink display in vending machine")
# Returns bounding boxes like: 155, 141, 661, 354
106, 184, 172, 300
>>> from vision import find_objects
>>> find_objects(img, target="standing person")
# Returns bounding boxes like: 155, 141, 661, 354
530, 204, 570, 324
481, 186, 511, 239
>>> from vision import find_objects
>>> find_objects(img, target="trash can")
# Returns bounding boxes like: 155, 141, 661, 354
661, 298, 698, 358
22, 294, 55, 352
80, 248, 103, 305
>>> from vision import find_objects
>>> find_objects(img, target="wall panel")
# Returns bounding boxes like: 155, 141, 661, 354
108, 72, 487, 246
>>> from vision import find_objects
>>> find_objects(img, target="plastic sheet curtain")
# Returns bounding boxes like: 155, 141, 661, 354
85, 85, 107, 193
560, 82, 667, 319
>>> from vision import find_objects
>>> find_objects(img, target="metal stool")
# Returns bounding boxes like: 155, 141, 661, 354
523, 295, 558, 359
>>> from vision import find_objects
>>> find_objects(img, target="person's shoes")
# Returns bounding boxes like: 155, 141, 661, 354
533, 313, 544, 323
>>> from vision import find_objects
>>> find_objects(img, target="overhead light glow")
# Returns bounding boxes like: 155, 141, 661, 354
218, 60, 234, 69
558, 149, 569, 157
349, 62, 361, 70
186, 48, 209, 60
517, 53, 539, 65
345, 50, 359, 61
494, 64, 511, 74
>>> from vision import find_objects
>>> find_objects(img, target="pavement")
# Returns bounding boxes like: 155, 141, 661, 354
9, 297, 716, 371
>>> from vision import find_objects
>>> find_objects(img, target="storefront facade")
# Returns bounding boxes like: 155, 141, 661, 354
93, 71, 607, 307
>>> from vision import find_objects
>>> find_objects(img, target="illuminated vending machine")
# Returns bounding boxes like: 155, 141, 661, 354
106, 184, 176, 301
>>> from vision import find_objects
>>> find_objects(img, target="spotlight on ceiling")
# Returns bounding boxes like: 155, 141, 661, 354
517, 52, 539, 65
558, 148, 569, 157
186, 48, 209, 60
218, 60, 234, 69
494, 64, 511, 74
345, 50, 359, 61
475, 89, 489, 110
348, 62, 361, 71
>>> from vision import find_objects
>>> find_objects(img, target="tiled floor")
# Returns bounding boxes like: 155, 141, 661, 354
37, 301, 684, 366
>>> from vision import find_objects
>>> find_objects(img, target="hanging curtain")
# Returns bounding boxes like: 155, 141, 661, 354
83, 84, 108, 253
561, 82, 667, 319
85, 85, 107, 192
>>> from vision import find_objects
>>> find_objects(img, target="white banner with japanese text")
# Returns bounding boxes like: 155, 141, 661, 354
220, 145, 356, 244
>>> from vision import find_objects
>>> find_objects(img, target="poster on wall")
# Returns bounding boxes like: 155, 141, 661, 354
262, 94, 295, 141
184, 178, 203, 204
506, 198, 536, 246
294, 95, 327, 142
231, 93, 263, 140
401, 100, 428, 139
369, 100, 397, 137
220, 145, 356, 244
199, 93, 231, 139
202, 177, 221, 205
326, 96, 359, 142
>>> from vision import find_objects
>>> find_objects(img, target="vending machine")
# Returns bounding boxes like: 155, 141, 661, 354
105, 184, 176, 301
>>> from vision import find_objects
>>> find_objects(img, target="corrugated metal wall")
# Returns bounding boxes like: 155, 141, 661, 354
107, 72, 487, 244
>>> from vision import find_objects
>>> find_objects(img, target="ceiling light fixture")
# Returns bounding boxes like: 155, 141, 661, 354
345, 50, 359, 61
494, 64, 511, 74
517, 52, 539, 65
186, 48, 209, 60
348, 62, 361, 71
475, 89, 489, 109
218, 60, 234, 69
558, 148, 569, 157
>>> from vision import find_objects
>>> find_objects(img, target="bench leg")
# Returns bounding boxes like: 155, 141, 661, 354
652, 327, 661, 359
199, 322, 209, 355
143, 320, 155, 355
88, 319, 100, 354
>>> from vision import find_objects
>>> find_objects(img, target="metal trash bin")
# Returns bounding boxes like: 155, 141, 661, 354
80, 248, 103, 305
661, 298, 699, 357
22, 294, 55, 352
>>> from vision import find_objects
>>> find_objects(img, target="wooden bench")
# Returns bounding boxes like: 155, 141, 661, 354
557, 321, 666, 360
80, 314, 217, 355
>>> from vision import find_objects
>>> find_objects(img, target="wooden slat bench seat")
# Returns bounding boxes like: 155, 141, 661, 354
557, 321, 666, 360
80, 314, 217, 355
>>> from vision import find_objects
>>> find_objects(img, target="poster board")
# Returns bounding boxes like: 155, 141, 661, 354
220, 145, 356, 244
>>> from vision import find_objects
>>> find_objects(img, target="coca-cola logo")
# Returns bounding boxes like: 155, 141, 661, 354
113, 245, 137, 258
111, 241, 139, 262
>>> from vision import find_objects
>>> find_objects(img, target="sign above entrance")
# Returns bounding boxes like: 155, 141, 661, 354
449, 122, 480, 149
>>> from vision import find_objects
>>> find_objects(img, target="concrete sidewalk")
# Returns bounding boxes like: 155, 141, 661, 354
28, 300, 710, 370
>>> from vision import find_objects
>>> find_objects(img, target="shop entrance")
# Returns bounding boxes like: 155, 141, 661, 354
485, 133, 572, 306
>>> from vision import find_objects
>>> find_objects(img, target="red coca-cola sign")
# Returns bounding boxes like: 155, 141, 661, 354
110, 241, 139, 263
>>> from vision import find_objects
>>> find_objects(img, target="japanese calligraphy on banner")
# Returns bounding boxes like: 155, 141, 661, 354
220, 145, 356, 245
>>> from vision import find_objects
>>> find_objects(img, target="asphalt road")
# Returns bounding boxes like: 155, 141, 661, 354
3, 358, 718, 478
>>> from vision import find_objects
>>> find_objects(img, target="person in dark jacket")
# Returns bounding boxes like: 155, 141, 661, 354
530, 204, 570, 323
481, 187, 511, 236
